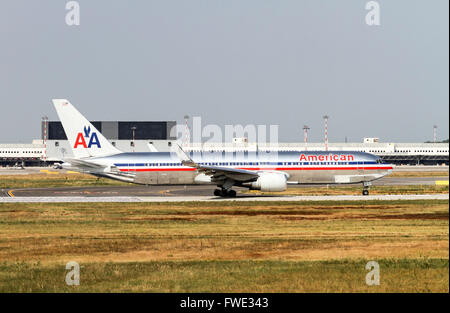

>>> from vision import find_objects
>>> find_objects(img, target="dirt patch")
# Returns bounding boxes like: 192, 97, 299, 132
278, 211, 449, 221
367, 212, 449, 220
184, 210, 334, 216
116, 217, 197, 221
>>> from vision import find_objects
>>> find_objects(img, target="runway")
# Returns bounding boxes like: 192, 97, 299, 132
0, 194, 448, 203
1, 178, 448, 202
0, 168, 448, 202
1, 175, 447, 198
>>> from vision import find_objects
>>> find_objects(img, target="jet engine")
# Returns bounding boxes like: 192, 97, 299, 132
247, 172, 288, 192
194, 173, 213, 184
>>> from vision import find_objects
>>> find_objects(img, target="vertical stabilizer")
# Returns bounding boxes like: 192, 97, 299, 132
52, 99, 121, 158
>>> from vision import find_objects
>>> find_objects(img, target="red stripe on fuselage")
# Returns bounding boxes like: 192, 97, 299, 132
119, 168, 196, 172
119, 166, 393, 172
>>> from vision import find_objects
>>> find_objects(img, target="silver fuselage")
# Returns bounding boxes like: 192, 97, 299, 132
79, 150, 393, 185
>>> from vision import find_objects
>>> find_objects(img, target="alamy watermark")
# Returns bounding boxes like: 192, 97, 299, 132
65, 261, 80, 286
65, 1, 80, 26
169, 116, 280, 159
365, 1, 380, 26
63, 2, 380, 28
365, 261, 380, 286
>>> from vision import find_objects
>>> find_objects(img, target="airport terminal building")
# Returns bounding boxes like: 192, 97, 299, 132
0, 120, 448, 166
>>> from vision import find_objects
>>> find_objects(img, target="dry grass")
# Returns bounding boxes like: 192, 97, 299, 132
0, 201, 447, 263
0, 173, 129, 189
247, 185, 449, 196
0, 200, 448, 292
389, 171, 448, 178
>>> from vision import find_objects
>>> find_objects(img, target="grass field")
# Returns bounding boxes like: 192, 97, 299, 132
0, 200, 448, 292
1, 259, 447, 292
247, 185, 449, 196
389, 171, 448, 177
0, 173, 448, 195
0, 173, 129, 189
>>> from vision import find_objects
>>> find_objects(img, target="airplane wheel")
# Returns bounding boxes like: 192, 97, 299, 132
213, 189, 222, 196
362, 190, 369, 196
228, 190, 237, 198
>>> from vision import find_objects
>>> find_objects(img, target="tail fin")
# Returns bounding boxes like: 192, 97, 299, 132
52, 99, 121, 158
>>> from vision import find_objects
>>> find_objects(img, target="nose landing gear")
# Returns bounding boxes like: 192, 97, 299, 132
362, 182, 371, 196
213, 189, 237, 197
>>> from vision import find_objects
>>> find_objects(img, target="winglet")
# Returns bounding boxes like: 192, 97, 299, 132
175, 144, 197, 168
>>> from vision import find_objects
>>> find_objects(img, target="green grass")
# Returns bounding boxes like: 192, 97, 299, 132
0, 173, 129, 189
0, 259, 447, 292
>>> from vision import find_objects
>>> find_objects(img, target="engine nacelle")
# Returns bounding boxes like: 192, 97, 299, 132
194, 173, 213, 184
248, 172, 288, 192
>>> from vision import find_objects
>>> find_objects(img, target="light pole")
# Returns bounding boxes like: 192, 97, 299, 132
131, 126, 137, 152
433, 125, 437, 143
303, 125, 310, 151
42, 116, 48, 163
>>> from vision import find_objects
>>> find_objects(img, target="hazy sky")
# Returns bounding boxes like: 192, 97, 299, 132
0, 0, 448, 143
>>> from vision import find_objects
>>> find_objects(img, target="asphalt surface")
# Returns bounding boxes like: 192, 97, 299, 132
0, 176, 448, 199
0, 165, 448, 201
3, 185, 218, 198
0, 194, 448, 203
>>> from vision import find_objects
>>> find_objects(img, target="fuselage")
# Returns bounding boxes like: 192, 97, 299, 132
53, 99, 394, 196
82, 150, 393, 185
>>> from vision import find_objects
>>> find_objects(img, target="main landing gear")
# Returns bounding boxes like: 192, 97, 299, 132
214, 179, 237, 198
362, 182, 371, 196
213, 189, 237, 198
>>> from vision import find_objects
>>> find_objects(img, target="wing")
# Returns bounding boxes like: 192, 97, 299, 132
184, 161, 259, 182
176, 144, 259, 182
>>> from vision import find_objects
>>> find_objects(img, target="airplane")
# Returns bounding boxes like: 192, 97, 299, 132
52, 99, 393, 197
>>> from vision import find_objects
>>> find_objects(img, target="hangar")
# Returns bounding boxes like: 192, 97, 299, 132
42, 120, 177, 161
0, 120, 177, 167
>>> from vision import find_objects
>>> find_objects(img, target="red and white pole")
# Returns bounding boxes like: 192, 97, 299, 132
184, 115, 190, 148
323, 115, 329, 151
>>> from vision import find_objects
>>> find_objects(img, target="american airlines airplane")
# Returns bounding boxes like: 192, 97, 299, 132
52, 99, 393, 197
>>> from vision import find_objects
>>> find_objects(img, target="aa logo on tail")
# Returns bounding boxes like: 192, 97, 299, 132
74, 126, 101, 148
